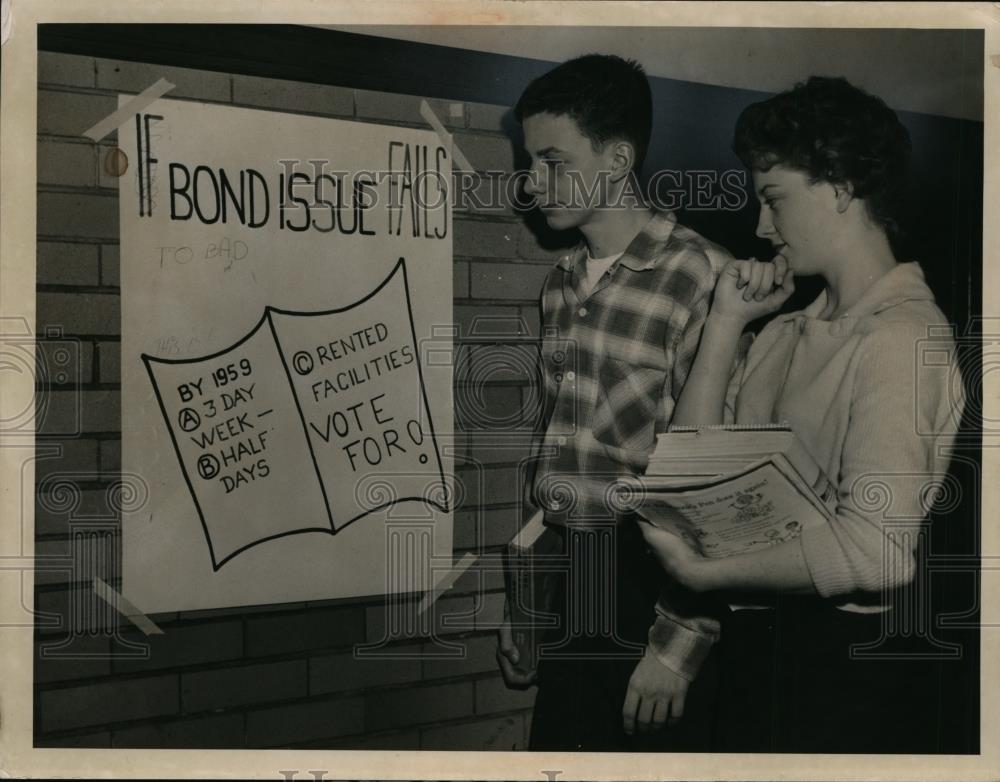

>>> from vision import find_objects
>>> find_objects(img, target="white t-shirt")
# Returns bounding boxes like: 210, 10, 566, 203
581, 251, 624, 298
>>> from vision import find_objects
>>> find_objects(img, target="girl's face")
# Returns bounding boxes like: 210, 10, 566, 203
751, 165, 843, 276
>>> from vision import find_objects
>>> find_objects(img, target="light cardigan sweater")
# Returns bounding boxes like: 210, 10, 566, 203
648, 262, 964, 678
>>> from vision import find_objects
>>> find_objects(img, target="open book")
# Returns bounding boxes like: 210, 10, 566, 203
634, 425, 837, 558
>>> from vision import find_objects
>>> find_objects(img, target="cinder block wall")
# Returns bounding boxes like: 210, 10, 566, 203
34, 51, 562, 749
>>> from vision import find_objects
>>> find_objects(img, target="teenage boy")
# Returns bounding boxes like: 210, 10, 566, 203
496, 54, 730, 751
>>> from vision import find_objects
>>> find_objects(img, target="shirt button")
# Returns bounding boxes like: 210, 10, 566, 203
578, 307, 588, 317
557, 436, 567, 446
565, 371, 576, 381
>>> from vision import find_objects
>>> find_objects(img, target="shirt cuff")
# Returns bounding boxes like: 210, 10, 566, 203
646, 612, 719, 682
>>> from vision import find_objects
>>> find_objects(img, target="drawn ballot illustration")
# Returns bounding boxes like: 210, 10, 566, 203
144, 260, 447, 570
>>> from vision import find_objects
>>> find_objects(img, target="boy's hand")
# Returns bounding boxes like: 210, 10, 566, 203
623, 648, 690, 734
711, 257, 794, 326
496, 601, 536, 688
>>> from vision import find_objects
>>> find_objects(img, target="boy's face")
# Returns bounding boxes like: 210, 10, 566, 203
521, 112, 616, 232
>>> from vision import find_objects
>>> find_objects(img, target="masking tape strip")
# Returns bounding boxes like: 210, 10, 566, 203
416, 552, 478, 618
83, 78, 176, 141
1, 0, 13, 47
93, 577, 164, 636
419, 99, 475, 173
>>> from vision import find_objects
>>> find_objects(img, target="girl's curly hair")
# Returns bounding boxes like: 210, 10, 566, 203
733, 76, 911, 238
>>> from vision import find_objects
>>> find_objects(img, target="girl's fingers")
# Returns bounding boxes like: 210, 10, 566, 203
738, 260, 752, 288
773, 254, 789, 286
756, 264, 775, 301
739, 262, 752, 298
723, 260, 749, 290
781, 270, 796, 297
745, 261, 764, 301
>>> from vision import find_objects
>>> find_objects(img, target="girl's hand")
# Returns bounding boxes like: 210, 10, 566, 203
636, 519, 711, 592
712, 257, 795, 326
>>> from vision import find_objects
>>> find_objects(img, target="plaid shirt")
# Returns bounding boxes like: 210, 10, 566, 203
529, 210, 729, 525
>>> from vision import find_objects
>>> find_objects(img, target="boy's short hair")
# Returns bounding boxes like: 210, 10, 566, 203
515, 54, 653, 172
733, 76, 911, 239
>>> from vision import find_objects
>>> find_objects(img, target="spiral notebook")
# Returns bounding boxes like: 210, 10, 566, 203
636, 425, 837, 558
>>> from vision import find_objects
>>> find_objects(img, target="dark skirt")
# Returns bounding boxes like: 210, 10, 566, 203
715, 597, 952, 754
527, 522, 951, 753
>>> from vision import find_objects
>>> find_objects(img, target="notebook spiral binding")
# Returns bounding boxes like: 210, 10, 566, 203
666, 421, 792, 433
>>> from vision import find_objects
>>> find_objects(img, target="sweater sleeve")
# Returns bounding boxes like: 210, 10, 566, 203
798, 320, 964, 596
723, 332, 754, 425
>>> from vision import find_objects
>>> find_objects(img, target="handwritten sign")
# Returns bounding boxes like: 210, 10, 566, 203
121, 97, 453, 612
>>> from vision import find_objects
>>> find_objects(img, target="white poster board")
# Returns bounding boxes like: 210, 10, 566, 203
120, 97, 453, 613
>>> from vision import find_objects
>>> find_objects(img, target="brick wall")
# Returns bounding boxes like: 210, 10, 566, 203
34, 51, 565, 749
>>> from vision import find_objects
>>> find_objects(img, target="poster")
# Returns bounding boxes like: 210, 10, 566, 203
120, 97, 453, 612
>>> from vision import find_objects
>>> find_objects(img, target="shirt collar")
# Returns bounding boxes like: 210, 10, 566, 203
555, 210, 678, 273
781, 262, 936, 324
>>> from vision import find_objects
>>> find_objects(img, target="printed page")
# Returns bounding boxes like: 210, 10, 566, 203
639, 459, 829, 557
